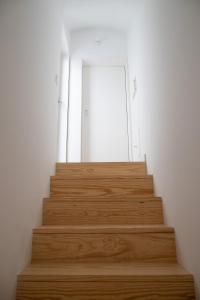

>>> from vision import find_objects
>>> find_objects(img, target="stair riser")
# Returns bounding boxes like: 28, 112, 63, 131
50, 177, 154, 198
43, 200, 163, 225
56, 162, 147, 177
17, 278, 195, 300
32, 232, 176, 264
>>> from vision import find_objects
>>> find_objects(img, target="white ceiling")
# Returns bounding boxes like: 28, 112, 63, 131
63, 0, 138, 32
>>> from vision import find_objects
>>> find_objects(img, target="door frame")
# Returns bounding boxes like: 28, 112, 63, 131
124, 63, 134, 161
57, 53, 70, 162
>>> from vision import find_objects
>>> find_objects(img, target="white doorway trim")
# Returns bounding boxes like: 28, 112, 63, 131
57, 53, 70, 162
124, 64, 134, 162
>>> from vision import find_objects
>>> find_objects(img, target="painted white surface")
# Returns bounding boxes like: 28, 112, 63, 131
57, 55, 70, 162
82, 66, 129, 162
68, 28, 130, 162
71, 28, 127, 66
67, 58, 83, 162
128, 0, 200, 297
64, 0, 138, 31
129, 76, 144, 162
0, 1, 65, 299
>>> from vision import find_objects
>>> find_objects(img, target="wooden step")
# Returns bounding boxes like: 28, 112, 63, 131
17, 262, 195, 299
56, 162, 147, 176
49, 195, 160, 201
43, 198, 164, 225
50, 175, 154, 198
16, 162, 196, 299
31, 225, 176, 264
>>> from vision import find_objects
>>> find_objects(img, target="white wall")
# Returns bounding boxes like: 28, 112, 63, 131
67, 58, 83, 162
128, 0, 200, 297
57, 54, 70, 162
0, 1, 65, 299
67, 28, 130, 162
71, 28, 127, 66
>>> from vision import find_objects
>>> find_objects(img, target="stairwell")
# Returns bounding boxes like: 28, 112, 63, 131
16, 162, 195, 299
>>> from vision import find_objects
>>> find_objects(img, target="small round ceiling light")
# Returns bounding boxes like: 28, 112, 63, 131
95, 37, 102, 45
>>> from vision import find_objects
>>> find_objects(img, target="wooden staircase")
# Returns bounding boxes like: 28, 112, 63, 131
16, 162, 195, 299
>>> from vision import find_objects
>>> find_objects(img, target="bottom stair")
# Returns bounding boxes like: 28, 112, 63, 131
17, 262, 195, 300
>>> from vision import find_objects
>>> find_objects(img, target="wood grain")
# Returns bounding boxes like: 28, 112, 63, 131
56, 162, 147, 176
43, 198, 164, 225
31, 225, 176, 264
17, 262, 194, 280
16, 263, 195, 300
16, 280, 196, 300
16, 162, 195, 299
50, 176, 154, 198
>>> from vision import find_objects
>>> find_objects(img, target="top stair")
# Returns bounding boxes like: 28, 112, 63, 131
56, 162, 147, 177
52, 162, 153, 199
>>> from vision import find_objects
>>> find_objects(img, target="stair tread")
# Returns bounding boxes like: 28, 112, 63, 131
45, 197, 161, 203
33, 224, 173, 234
56, 162, 146, 166
48, 196, 160, 201
52, 175, 152, 179
19, 262, 192, 281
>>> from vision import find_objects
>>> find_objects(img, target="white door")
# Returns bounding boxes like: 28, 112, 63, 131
82, 66, 129, 162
